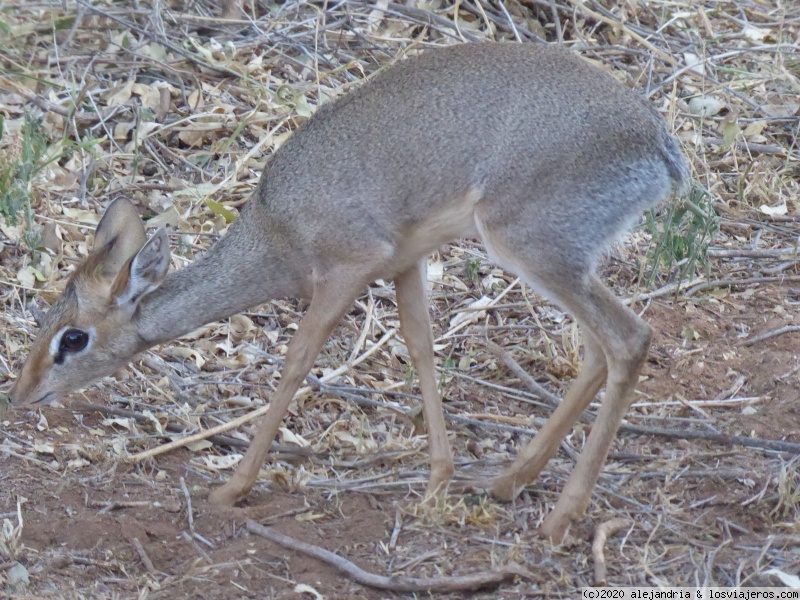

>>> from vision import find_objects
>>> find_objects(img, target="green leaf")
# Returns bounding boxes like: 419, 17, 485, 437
149, 42, 167, 61
52, 16, 75, 30
206, 199, 237, 223
721, 119, 740, 147
0, 20, 10, 35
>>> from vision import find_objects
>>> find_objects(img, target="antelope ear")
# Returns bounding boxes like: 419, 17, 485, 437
93, 199, 147, 278
111, 229, 171, 308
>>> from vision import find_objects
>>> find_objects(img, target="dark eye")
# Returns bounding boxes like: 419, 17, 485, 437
60, 329, 89, 353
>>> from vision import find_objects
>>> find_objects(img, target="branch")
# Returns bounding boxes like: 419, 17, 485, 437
483, 340, 562, 407
740, 325, 800, 347
592, 518, 632, 585
245, 520, 531, 593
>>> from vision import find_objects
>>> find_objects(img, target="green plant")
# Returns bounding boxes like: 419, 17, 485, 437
0, 113, 48, 249
464, 257, 481, 282
0, 112, 99, 250
643, 183, 718, 289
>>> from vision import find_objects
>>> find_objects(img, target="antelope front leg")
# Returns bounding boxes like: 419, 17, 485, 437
208, 269, 367, 506
395, 262, 454, 499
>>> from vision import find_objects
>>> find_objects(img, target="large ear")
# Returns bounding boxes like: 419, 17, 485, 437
112, 228, 171, 308
93, 198, 147, 277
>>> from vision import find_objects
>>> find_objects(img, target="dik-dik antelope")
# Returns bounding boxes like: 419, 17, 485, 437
10, 43, 689, 543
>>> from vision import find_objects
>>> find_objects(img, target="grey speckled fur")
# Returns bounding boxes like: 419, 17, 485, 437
256, 42, 689, 262
140, 42, 689, 341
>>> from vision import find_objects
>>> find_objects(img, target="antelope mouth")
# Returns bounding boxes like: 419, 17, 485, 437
8, 390, 58, 408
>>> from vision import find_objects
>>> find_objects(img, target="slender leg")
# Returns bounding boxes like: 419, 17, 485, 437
475, 187, 659, 544
537, 276, 651, 543
208, 270, 367, 506
489, 332, 607, 501
395, 261, 454, 497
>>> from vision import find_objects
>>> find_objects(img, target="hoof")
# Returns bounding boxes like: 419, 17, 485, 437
539, 511, 572, 545
487, 475, 518, 502
421, 482, 450, 507
208, 480, 249, 506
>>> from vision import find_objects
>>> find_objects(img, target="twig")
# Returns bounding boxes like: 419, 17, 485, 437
0, 446, 61, 471
80, 401, 315, 462
592, 518, 632, 585
703, 138, 788, 156
132, 538, 159, 578
4, 83, 105, 125
388, 509, 402, 552
125, 405, 271, 462
245, 520, 531, 592
618, 423, 800, 454
181, 531, 212, 564
549, 0, 563, 44
89, 499, 181, 513
622, 276, 705, 305
345, 1, 481, 43
498, 1, 522, 42
180, 476, 195, 534
308, 373, 538, 436
686, 275, 800, 296
74, 0, 250, 81
740, 325, 800, 347
72, 402, 251, 450
562, 0, 677, 65
313, 373, 800, 454
483, 340, 561, 407
436, 278, 521, 341
707, 248, 799, 259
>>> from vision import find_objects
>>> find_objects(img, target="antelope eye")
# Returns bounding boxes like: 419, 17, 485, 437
60, 329, 89, 353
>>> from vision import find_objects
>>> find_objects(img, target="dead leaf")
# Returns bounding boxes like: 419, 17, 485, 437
187, 88, 202, 110
760, 202, 787, 216
721, 118, 740, 146
760, 103, 799, 118
33, 443, 55, 454
16, 266, 43, 288
683, 52, 705, 75
131, 83, 162, 111
764, 568, 800, 588
62, 207, 100, 223
279, 427, 310, 447
103, 79, 135, 106
200, 454, 242, 470
187, 440, 214, 452
688, 96, 724, 117
743, 120, 767, 138
449, 296, 492, 329
168, 347, 206, 368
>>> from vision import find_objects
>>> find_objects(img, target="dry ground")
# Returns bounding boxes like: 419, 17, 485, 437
1, 1, 799, 598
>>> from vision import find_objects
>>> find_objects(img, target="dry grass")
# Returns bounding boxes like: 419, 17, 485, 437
1, 1, 799, 598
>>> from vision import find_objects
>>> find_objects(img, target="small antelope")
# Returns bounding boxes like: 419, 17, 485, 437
9, 43, 689, 543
